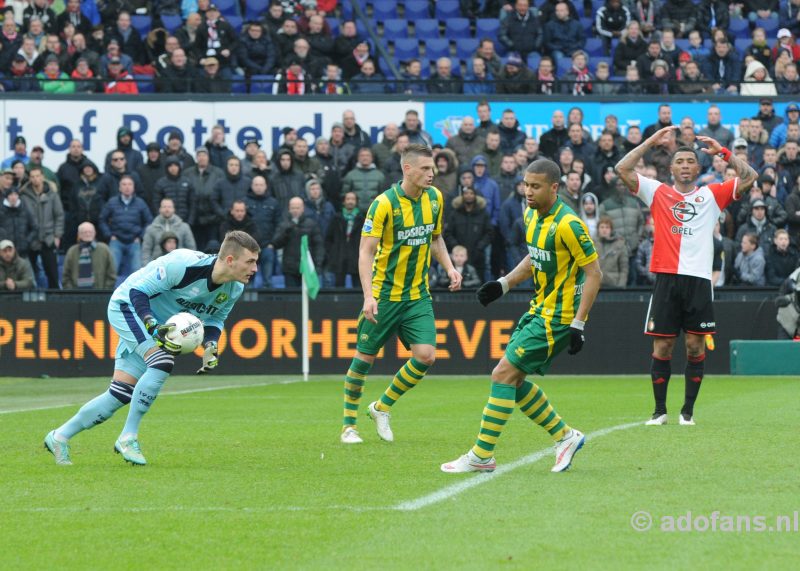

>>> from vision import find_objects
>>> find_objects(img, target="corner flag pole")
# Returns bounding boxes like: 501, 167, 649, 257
301, 275, 309, 382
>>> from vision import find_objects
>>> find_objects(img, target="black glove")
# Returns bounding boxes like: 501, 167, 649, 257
567, 320, 585, 355
144, 317, 181, 355
775, 296, 792, 308
476, 278, 508, 307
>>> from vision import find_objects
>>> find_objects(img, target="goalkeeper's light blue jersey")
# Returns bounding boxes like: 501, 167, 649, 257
109, 249, 244, 333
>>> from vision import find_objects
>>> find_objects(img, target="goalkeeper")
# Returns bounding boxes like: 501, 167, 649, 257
43, 231, 260, 466
441, 159, 603, 474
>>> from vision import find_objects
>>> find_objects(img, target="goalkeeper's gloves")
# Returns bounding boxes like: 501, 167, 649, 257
476, 277, 509, 307
144, 316, 181, 355
196, 341, 219, 374
567, 319, 585, 355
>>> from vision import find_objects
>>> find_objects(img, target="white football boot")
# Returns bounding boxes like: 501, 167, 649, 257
645, 413, 668, 425
366, 401, 394, 442
679, 413, 695, 426
441, 450, 497, 473
340, 427, 364, 444
551, 429, 585, 472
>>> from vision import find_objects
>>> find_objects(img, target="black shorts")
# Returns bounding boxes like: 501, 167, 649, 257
644, 273, 716, 337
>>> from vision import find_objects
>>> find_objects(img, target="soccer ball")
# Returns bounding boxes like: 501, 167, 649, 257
164, 313, 205, 355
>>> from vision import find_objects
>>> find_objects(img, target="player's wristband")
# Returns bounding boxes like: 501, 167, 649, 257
718, 147, 732, 162
570, 319, 585, 331
498, 276, 510, 294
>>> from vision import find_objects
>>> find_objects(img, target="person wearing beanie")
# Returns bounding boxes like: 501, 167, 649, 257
0, 187, 38, 259
137, 142, 165, 210
302, 177, 335, 236
152, 156, 195, 222
104, 125, 143, 173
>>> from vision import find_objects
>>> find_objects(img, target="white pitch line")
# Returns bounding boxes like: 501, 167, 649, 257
0, 379, 305, 415
2, 505, 390, 514
393, 421, 643, 511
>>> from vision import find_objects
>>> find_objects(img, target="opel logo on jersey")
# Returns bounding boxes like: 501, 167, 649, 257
671, 201, 697, 223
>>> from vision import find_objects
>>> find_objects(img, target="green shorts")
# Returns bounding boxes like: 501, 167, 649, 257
504, 313, 571, 376
356, 298, 436, 355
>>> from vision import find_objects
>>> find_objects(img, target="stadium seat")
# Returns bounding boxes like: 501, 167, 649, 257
160, 14, 182, 33
341, 0, 368, 19
383, 19, 407, 40
476, 19, 500, 41
435, 0, 460, 21
445, 18, 471, 40
244, 0, 269, 21
373, 1, 398, 20
231, 77, 247, 94
585, 37, 604, 56
215, 0, 240, 17
424, 38, 450, 61
580, 17, 593, 37
728, 18, 750, 39
393, 38, 420, 61
250, 74, 274, 94
415, 19, 440, 40
131, 15, 151, 37
455, 37, 479, 61
756, 18, 779, 36
556, 56, 573, 75
734, 38, 750, 55
227, 15, 243, 33
134, 74, 154, 93
404, 0, 431, 20
527, 52, 541, 70
326, 17, 339, 37
356, 19, 368, 38
674, 38, 690, 51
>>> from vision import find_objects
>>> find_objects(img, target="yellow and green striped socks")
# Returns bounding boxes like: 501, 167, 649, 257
342, 358, 371, 428
516, 379, 569, 441
471, 383, 516, 460
375, 358, 429, 412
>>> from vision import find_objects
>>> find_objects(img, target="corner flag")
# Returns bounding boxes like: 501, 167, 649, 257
300, 235, 320, 299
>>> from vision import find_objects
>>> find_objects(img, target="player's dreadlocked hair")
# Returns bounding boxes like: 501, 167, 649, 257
401, 143, 433, 164
220, 231, 261, 257
525, 158, 562, 185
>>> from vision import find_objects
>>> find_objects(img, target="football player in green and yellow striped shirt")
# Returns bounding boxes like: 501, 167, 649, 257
340, 144, 463, 445
441, 158, 603, 474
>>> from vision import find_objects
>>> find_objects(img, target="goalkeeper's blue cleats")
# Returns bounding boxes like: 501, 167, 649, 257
114, 435, 147, 466
44, 430, 72, 465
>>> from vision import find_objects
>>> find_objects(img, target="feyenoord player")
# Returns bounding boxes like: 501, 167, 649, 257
615, 126, 757, 425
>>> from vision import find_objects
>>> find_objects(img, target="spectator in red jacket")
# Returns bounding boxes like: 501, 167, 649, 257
103, 56, 139, 94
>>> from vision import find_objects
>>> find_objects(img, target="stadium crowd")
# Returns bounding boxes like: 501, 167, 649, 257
0, 0, 799, 292
1, 98, 800, 292
0, 0, 799, 93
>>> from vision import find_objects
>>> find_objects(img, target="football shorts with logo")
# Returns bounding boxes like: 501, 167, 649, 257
356, 298, 436, 355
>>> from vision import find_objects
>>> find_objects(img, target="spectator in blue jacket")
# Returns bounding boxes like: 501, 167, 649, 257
237, 22, 278, 76
701, 40, 742, 94
464, 57, 495, 95
245, 174, 281, 287
499, 176, 526, 269
542, 1, 585, 61
350, 59, 392, 94
98, 175, 153, 280
303, 178, 336, 237
470, 154, 501, 227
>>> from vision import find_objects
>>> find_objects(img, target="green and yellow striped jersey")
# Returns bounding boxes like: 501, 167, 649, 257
524, 198, 598, 323
362, 183, 444, 301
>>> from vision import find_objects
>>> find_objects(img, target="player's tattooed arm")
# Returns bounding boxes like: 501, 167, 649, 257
727, 153, 759, 198
615, 125, 679, 192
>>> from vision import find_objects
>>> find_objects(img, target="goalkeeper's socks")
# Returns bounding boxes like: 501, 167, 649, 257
342, 357, 371, 428
650, 355, 672, 415
120, 352, 173, 436
55, 380, 133, 440
515, 379, 569, 440
681, 353, 705, 417
471, 382, 516, 460
376, 358, 429, 412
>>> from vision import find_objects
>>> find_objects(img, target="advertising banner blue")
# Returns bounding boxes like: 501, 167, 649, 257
424, 100, 798, 145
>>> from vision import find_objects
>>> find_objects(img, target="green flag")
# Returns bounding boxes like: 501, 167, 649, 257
300, 235, 320, 299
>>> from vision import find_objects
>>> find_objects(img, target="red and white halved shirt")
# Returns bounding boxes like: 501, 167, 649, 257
634, 174, 739, 280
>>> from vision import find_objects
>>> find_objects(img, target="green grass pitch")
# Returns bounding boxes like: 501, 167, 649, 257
1, 374, 798, 570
